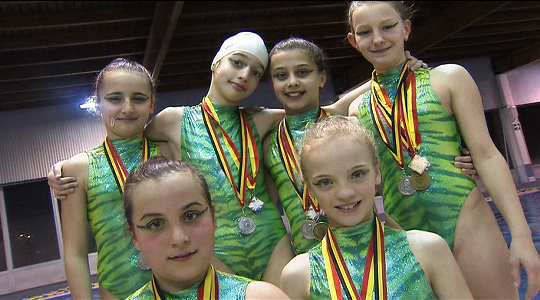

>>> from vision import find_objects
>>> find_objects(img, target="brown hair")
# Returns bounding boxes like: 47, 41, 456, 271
299, 115, 379, 181
123, 156, 214, 230
346, 1, 414, 33
269, 37, 329, 74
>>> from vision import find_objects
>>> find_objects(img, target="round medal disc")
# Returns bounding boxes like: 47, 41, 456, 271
238, 216, 256, 235
411, 171, 431, 191
398, 175, 416, 196
312, 223, 329, 241
302, 220, 316, 240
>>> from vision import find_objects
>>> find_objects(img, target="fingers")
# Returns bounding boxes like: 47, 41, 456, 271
454, 156, 472, 163
509, 257, 522, 290
460, 148, 471, 155
525, 260, 540, 299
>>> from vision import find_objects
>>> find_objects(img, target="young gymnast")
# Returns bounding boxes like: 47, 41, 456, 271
59, 58, 171, 299
346, 1, 540, 298
123, 156, 289, 299
280, 115, 473, 299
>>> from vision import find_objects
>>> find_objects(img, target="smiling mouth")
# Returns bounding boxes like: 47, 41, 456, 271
336, 201, 361, 211
230, 82, 246, 91
169, 251, 196, 261
285, 91, 305, 98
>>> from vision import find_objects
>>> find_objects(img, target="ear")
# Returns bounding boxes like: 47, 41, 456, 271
128, 226, 141, 251
404, 19, 412, 42
347, 32, 358, 50
211, 205, 218, 232
319, 70, 327, 89
149, 97, 156, 115
375, 165, 382, 186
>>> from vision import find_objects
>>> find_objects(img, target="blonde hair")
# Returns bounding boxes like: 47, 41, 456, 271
299, 116, 379, 181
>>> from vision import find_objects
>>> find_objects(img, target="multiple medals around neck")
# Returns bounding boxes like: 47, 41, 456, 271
277, 108, 329, 241
202, 97, 262, 235
151, 265, 219, 300
322, 216, 387, 300
370, 61, 431, 196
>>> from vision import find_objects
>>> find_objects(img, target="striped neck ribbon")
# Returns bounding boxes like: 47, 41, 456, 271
103, 136, 149, 194
152, 265, 219, 300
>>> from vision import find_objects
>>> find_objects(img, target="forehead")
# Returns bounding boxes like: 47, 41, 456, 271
271, 49, 314, 69
304, 137, 372, 169
351, 2, 401, 26
130, 173, 207, 213
100, 71, 151, 91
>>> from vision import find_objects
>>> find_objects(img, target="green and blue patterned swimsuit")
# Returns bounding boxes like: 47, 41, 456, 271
181, 102, 287, 280
266, 107, 323, 254
86, 135, 161, 299
357, 65, 476, 250
309, 220, 436, 299
126, 270, 252, 299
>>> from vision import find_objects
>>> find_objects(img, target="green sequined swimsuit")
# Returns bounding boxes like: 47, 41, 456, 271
357, 65, 476, 250
266, 107, 323, 254
126, 270, 252, 299
181, 102, 287, 280
309, 220, 436, 299
86, 135, 161, 299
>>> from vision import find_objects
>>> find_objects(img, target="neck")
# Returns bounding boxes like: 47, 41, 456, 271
284, 102, 319, 115
154, 268, 208, 294
373, 56, 407, 75
329, 212, 375, 228
207, 84, 239, 107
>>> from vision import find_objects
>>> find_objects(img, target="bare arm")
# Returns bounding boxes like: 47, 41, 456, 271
246, 281, 290, 299
61, 153, 93, 299
280, 254, 310, 300
252, 108, 285, 139
144, 106, 185, 160
435, 64, 540, 298
407, 230, 473, 299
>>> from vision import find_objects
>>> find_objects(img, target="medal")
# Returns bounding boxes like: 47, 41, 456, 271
409, 155, 430, 174
302, 220, 316, 240
411, 171, 431, 190
398, 175, 416, 195
238, 215, 256, 235
248, 195, 264, 213
313, 222, 329, 241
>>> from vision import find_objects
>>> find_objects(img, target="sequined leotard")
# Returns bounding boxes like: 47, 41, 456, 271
266, 107, 323, 254
87, 136, 161, 299
357, 65, 476, 250
126, 269, 252, 299
309, 219, 436, 299
182, 102, 287, 280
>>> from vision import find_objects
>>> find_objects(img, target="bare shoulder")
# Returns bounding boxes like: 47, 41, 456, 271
246, 281, 290, 299
62, 152, 89, 177
406, 230, 449, 257
280, 253, 310, 300
251, 108, 285, 138
431, 63, 471, 83
156, 106, 185, 124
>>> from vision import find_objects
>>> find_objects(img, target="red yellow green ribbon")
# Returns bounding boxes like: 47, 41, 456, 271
152, 265, 219, 300
322, 217, 387, 300
103, 136, 149, 193
202, 97, 259, 208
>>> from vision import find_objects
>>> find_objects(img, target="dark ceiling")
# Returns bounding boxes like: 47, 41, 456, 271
1, 1, 540, 112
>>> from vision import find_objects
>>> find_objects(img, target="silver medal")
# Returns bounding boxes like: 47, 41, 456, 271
238, 215, 256, 235
248, 196, 264, 214
398, 175, 416, 195
302, 220, 316, 240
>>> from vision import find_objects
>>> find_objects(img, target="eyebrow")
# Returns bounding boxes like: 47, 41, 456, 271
138, 201, 205, 221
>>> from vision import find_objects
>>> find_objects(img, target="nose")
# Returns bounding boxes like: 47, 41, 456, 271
336, 182, 355, 201
170, 224, 189, 245
238, 67, 250, 81
372, 29, 384, 45
287, 75, 299, 87
122, 99, 134, 113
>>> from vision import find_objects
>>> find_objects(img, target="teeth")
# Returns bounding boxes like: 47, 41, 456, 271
338, 201, 359, 210
287, 92, 301, 97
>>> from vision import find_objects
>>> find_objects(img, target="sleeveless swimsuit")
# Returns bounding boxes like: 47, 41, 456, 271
357, 65, 476, 250
182, 102, 286, 280
309, 219, 436, 299
87, 135, 161, 298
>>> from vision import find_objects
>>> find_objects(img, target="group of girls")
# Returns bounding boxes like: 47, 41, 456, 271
49, 1, 540, 299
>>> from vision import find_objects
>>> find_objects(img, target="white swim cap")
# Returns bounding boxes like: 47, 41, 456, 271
211, 31, 269, 70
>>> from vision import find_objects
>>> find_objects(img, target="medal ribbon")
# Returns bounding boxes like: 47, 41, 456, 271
152, 265, 219, 300
103, 136, 149, 193
322, 217, 387, 300
202, 97, 259, 208
370, 61, 419, 167
277, 108, 327, 213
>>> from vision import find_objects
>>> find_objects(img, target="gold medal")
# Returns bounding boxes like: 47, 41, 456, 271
411, 171, 431, 191
313, 222, 329, 241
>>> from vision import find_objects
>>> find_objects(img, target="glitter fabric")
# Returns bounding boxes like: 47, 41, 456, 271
309, 219, 436, 299
266, 107, 327, 254
86, 135, 161, 298
181, 102, 287, 280
126, 269, 251, 299
357, 64, 476, 250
